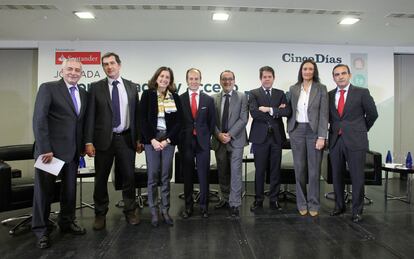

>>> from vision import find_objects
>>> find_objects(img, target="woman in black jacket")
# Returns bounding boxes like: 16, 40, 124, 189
140, 67, 182, 227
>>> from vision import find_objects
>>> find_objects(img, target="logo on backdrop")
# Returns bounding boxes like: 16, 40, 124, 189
55, 51, 101, 65
282, 53, 342, 64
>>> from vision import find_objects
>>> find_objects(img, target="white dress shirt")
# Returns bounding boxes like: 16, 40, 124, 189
296, 83, 312, 123
188, 88, 201, 109
335, 84, 350, 109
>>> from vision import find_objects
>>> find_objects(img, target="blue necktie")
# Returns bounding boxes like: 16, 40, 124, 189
69, 86, 79, 115
112, 80, 121, 127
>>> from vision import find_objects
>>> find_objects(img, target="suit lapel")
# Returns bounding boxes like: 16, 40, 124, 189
79, 88, 87, 118
122, 78, 135, 114
196, 92, 205, 119
103, 78, 113, 112
308, 82, 318, 108
216, 93, 223, 128
182, 90, 192, 120
330, 90, 339, 118
229, 91, 239, 120
57, 79, 78, 116
342, 84, 354, 117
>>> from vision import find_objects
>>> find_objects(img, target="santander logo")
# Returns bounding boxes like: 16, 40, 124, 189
55, 51, 101, 65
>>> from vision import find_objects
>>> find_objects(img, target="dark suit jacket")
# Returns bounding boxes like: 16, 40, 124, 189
84, 77, 140, 151
328, 84, 378, 151
178, 90, 216, 151
139, 89, 182, 145
33, 78, 87, 162
249, 87, 291, 144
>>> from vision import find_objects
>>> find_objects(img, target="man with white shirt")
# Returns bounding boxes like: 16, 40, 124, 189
328, 64, 378, 223
178, 68, 215, 219
84, 52, 141, 230
32, 58, 87, 249
248, 66, 291, 212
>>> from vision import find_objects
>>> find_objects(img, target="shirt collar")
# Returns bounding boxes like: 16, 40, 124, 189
64, 81, 78, 90
261, 86, 272, 92
222, 90, 233, 97
336, 84, 350, 93
188, 88, 201, 96
108, 76, 122, 85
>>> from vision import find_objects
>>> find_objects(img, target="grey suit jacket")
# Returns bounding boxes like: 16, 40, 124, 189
84, 77, 140, 151
33, 78, 87, 162
211, 90, 248, 151
328, 84, 378, 151
287, 82, 329, 139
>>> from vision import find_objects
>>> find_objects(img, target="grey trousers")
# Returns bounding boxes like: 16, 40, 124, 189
290, 123, 323, 212
214, 144, 244, 208
144, 143, 175, 214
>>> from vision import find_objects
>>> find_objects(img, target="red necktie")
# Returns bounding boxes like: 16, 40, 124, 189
338, 89, 345, 117
191, 92, 198, 135
338, 89, 345, 135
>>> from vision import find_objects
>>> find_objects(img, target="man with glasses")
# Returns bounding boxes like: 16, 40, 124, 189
211, 70, 248, 217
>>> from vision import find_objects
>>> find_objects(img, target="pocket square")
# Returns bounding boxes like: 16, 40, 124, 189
201, 107, 207, 110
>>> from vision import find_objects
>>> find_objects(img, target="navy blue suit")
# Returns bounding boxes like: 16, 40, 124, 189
249, 87, 291, 203
178, 90, 215, 210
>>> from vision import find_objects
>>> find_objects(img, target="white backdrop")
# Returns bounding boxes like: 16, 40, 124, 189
38, 41, 394, 175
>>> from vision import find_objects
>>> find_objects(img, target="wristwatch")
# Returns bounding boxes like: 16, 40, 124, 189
166, 138, 171, 144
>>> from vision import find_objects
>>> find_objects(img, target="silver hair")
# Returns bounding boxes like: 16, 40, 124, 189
61, 58, 82, 70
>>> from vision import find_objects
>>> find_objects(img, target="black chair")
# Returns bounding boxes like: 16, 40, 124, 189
322, 150, 382, 204
174, 152, 220, 203
0, 144, 61, 235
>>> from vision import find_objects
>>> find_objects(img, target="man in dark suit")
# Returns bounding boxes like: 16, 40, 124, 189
84, 52, 141, 230
249, 66, 291, 212
328, 64, 378, 223
179, 68, 215, 218
211, 70, 248, 217
32, 58, 87, 249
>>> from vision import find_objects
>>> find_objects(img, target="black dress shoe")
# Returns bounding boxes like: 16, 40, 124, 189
37, 235, 50, 249
351, 214, 363, 223
162, 213, 174, 226
250, 201, 263, 212
269, 201, 282, 211
181, 208, 193, 219
330, 208, 346, 216
201, 209, 209, 218
230, 206, 239, 217
214, 200, 229, 209
60, 222, 86, 235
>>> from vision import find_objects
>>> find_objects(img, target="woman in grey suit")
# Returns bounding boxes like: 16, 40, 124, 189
140, 67, 182, 227
287, 60, 328, 216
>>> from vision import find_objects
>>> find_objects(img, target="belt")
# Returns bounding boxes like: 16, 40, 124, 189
113, 129, 130, 136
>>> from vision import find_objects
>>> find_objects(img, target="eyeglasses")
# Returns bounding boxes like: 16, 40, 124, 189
221, 77, 234, 81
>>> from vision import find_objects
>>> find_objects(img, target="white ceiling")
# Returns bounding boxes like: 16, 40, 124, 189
0, 0, 414, 46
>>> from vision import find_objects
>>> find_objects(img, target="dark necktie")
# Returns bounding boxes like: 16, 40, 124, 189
69, 86, 79, 115
221, 93, 230, 133
112, 80, 121, 127
191, 92, 198, 135
265, 89, 271, 105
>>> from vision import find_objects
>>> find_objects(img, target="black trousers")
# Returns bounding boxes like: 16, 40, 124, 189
93, 132, 136, 216
252, 133, 282, 203
32, 158, 78, 238
330, 136, 366, 215
181, 136, 210, 210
